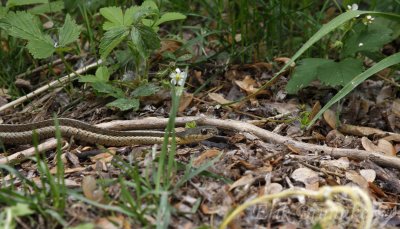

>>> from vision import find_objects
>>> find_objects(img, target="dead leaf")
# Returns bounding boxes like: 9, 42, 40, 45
193, 149, 220, 166
345, 170, 368, 190
392, 99, 400, 117
360, 169, 376, 182
234, 75, 258, 94
291, 167, 319, 190
95, 215, 130, 229
361, 137, 395, 156
377, 139, 396, 156
229, 173, 255, 191
307, 101, 321, 122
179, 92, 193, 112
323, 109, 337, 129
339, 123, 386, 137
274, 57, 295, 67
208, 93, 233, 105
320, 157, 349, 170
82, 176, 104, 202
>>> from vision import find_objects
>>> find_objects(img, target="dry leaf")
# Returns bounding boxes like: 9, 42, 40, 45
179, 92, 193, 112
229, 173, 255, 191
82, 176, 104, 202
274, 57, 295, 67
208, 93, 233, 105
345, 170, 368, 189
320, 157, 349, 170
323, 109, 337, 129
234, 75, 258, 94
377, 139, 396, 156
291, 167, 319, 190
193, 149, 220, 166
360, 169, 376, 182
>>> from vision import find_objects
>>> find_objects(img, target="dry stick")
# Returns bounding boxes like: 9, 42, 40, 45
15, 55, 82, 79
3, 116, 400, 169
0, 60, 102, 112
98, 117, 400, 169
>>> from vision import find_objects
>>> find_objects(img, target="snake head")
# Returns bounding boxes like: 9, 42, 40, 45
176, 126, 218, 144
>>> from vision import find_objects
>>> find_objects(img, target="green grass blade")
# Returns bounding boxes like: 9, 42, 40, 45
308, 52, 400, 127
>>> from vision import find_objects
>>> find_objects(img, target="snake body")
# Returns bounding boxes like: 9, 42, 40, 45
0, 118, 218, 146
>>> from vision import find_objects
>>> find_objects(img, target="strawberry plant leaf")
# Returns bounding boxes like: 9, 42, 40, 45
107, 98, 140, 111
286, 58, 332, 94
131, 84, 159, 97
91, 82, 124, 98
317, 58, 364, 86
99, 26, 129, 59
26, 38, 55, 59
58, 14, 81, 47
342, 23, 393, 57
100, 6, 124, 29
79, 66, 110, 83
28, 1, 64, 14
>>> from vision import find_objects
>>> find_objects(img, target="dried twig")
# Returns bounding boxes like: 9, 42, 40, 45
0, 60, 102, 112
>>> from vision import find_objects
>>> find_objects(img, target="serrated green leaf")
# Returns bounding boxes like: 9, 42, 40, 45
26, 38, 55, 58
130, 24, 160, 57
131, 84, 159, 97
176, 53, 192, 62
107, 98, 139, 111
91, 82, 125, 98
124, 6, 140, 26
7, 0, 47, 8
99, 26, 129, 59
100, 6, 124, 29
58, 14, 81, 47
317, 58, 364, 86
156, 12, 186, 26
141, 0, 158, 11
342, 23, 393, 57
286, 58, 332, 94
4, 11, 51, 42
28, 1, 64, 14
132, 7, 158, 24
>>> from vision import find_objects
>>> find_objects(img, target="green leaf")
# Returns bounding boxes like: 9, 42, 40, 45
99, 26, 129, 59
107, 98, 140, 111
317, 58, 364, 86
91, 82, 125, 98
28, 1, 64, 14
0, 7, 8, 20
79, 66, 110, 83
286, 58, 332, 94
130, 24, 160, 57
131, 84, 159, 97
58, 14, 81, 47
26, 38, 55, 58
342, 23, 393, 57
155, 12, 186, 26
4, 11, 51, 42
308, 52, 400, 127
6, 0, 47, 8
100, 6, 124, 29
123, 6, 140, 26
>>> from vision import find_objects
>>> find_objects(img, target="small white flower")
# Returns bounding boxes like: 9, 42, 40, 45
358, 43, 364, 47
169, 68, 187, 86
362, 15, 375, 25
347, 3, 358, 11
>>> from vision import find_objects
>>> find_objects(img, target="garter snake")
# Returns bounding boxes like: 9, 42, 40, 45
0, 118, 218, 146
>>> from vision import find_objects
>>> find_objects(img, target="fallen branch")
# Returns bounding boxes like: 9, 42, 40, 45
0, 60, 102, 112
